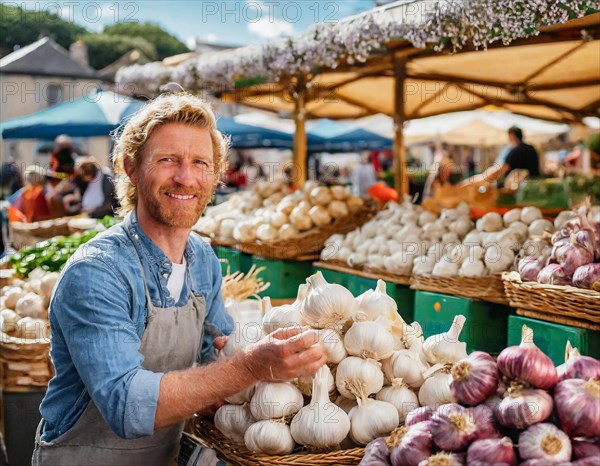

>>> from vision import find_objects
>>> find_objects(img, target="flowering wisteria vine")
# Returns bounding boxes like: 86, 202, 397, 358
116, 0, 596, 97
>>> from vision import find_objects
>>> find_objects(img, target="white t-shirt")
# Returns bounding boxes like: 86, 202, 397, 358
82, 171, 104, 212
167, 259, 186, 301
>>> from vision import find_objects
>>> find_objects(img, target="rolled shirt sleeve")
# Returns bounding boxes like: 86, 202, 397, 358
50, 258, 163, 439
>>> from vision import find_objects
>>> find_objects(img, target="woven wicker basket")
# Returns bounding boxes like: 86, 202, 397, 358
411, 274, 508, 305
193, 417, 364, 466
9, 217, 71, 249
0, 330, 53, 391
503, 272, 600, 325
236, 202, 376, 260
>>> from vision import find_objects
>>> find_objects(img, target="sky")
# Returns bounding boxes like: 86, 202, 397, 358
8, 0, 380, 47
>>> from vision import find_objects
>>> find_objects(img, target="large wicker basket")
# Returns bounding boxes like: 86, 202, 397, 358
9, 217, 71, 249
0, 329, 53, 391
236, 202, 377, 260
411, 274, 509, 305
503, 272, 600, 325
193, 417, 364, 466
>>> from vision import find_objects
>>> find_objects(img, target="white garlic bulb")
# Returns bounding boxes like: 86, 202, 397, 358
418, 370, 456, 407
335, 356, 384, 399
4, 287, 25, 310
316, 328, 347, 364
262, 285, 307, 334
15, 292, 45, 319
290, 366, 350, 449
349, 398, 399, 446
422, 315, 468, 365
382, 340, 429, 389
226, 384, 255, 405
244, 420, 295, 455
300, 272, 355, 329
250, 382, 303, 420
376, 378, 420, 423
344, 319, 394, 360
295, 364, 335, 397
214, 403, 255, 443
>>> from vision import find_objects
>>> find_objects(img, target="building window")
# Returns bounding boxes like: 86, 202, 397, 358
46, 84, 62, 107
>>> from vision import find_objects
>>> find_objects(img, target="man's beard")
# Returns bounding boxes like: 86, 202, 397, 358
137, 181, 213, 228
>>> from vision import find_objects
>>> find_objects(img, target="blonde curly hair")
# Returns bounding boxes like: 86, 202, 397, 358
112, 93, 229, 215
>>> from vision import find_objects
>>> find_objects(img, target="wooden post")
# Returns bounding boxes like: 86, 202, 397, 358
393, 56, 408, 196
293, 76, 308, 188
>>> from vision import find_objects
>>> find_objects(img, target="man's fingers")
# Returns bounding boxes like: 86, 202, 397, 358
280, 329, 322, 356
269, 325, 308, 341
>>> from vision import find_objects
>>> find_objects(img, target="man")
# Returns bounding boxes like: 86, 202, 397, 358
461, 126, 540, 187
77, 156, 119, 218
33, 94, 327, 465
51, 134, 77, 175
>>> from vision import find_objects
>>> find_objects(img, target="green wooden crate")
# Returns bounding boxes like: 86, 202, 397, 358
507, 315, 600, 365
212, 246, 245, 275
318, 267, 351, 289
414, 291, 514, 354
242, 256, 314, 299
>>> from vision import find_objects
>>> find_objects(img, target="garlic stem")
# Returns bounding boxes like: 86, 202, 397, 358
376, 279, 386, 294
308, 271, 327, 289
564, 340, 574, 362
521, 324, 534, 345
447, 315, 466, 341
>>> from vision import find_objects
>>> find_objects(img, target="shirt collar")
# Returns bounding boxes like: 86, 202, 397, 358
122, 210, 196, 268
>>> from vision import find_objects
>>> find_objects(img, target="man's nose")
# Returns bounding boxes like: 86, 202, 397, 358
172, 161, 195, 186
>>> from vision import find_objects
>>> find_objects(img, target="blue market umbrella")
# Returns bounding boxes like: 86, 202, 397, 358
216, 116, 296, 149
307, 119, 392, 152
1, 89, 145, 140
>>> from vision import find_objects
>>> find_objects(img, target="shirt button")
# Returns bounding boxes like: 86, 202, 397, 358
134, 234, 139, 240
163, 273, 169, 278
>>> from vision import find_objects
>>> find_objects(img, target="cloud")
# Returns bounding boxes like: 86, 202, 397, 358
247, 17, 294, 39
186, 37, 197, 49
206, 33, 218, 43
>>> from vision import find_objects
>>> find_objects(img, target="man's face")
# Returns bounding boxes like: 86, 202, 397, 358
131, 122, 216, 229
508, 133, 519, 147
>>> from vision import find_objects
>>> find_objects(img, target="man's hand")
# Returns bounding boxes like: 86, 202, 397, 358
196, 399, 225, 417
236, 326, 328, 383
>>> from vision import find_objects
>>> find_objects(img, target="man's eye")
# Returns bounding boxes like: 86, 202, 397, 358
195, 160, 208, 166
160, 157, 175, 163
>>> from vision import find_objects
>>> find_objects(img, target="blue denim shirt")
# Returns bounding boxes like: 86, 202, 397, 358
39, 211, 234, 441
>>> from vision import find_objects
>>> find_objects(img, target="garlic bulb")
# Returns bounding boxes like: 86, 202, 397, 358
335, 356, 384, 399
244, 419, 295, 455
495, 388, 553, 429
249, 382, 303, 420
349, 397, 399, 446
316, 328, 347, 364
310, 187, 332, 206
308, 205, 332, 227
418, 452, 463, 466
233, 222, 257, 242
354, 280, 398, 322
290, 366, 350, 449
279, 224, 299, 239
418, 369, 456, 408
214, 404, 255, 443
521, 206, 543, 224
262, 285, 306, 334
388, 423, 433, 466
219, 323, 263, 358
344, 319, 394, 360
422, 315, 468, 365
270, 211, 288, 228
519, 423, 572, 464
346, 196, 364, 213
405, 407, 435, 427
226, 384, 255, 405
330, 185, 349, 200
432, 257, 459, 277
382, 341, 429, 388
290, 207, 313, 231
327, 200, 349, 219
4, 288, 25, 310
557, 343, 600, 381
458, 258, 485, 277
503, 208, 522, 225
554, 378, 600, 438
300, 272, 355, 329
15, 292, 45, 319
1, 309, 20, 334
497, 325, 557, 389
450, 351, 499, 406
40, 272, 60, 299
468, 437, 517, 466
430, 403, 477, 451
376, 378, 419, 423
295, 364, 335, 397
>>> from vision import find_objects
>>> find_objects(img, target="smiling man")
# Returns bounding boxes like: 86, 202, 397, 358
33, 94, 327, 465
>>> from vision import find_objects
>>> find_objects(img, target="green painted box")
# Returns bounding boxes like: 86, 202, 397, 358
212, 246, 245, 275
242, 255, 314, 299
507, 315, 600, 365
414, 291, 513, 354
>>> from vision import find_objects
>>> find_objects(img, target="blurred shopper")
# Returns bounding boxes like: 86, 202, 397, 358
461, 126, 540, 187
50, 134, 77, 175
9, 165, 51, 222
422, 143, 455, 200
352, 153, 377, 196
77, 157, 118, 218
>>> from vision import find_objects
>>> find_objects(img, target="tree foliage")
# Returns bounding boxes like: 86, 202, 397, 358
102, 22, 189, 59
81, 34, 157, 70
0, 4, 86, 57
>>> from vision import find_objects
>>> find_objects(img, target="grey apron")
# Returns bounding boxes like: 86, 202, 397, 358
33, 232, 207, 466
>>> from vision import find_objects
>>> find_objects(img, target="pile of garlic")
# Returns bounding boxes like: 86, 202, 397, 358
0, 269, 60, 340
322, 201, 554, 279
194, 179, 365, 243
215, 273, 471, 455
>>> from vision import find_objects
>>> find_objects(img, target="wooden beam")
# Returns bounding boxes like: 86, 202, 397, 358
520, 41, 587, 83
293, 75, 308, 188
393, 56, 408, 196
